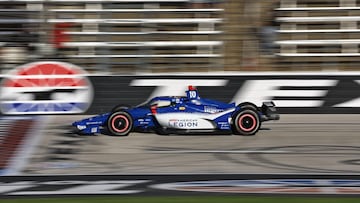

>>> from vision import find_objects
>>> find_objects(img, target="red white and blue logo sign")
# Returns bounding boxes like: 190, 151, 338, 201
0, 61, 93, 114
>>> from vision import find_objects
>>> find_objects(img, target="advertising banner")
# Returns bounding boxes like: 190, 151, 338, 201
0, 62, 93, 115
87, 74, 360, 114
1, 70, 360, 114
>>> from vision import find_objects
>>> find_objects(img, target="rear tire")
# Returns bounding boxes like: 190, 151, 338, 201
111, 104, 130, 112
233, 109, 260, 136
107, 111, 132, 136
238, 102, 259, 111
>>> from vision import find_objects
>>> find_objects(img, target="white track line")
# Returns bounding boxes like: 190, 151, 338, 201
150, 150, 289, 154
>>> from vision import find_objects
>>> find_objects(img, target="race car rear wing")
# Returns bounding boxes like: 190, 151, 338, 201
261, 101, 280, 121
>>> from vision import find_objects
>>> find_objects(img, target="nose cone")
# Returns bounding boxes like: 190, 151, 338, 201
72, 120, 82, 127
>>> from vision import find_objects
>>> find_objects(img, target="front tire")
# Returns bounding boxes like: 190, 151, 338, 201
107, 111, 133, 136
233, 109, 260, 136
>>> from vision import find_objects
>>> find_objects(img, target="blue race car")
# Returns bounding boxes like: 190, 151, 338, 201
72, 86, 279, 136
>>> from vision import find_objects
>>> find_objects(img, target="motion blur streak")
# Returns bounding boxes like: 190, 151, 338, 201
0, 117, 39, 175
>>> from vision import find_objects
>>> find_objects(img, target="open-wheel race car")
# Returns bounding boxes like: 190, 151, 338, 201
72, 86, 279, 136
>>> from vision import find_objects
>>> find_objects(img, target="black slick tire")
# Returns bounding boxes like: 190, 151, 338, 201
233, 109, 260, 136
107, 111, 133, 136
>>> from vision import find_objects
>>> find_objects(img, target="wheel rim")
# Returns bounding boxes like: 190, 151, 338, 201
111, 115, 130, 133
238, 113, 256, 132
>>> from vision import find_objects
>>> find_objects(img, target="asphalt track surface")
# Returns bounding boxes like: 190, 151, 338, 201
24, 114, 360, 175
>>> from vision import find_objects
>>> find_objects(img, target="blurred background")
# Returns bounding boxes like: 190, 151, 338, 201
2, 0, 360, 74
1, 2, 360, 197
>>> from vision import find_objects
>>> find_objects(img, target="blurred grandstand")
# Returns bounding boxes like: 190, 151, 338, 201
1, 0, 360, 73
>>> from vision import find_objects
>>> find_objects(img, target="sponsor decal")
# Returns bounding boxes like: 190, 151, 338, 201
0, 61, 93, 114
168, 119, 198, 128
152, 179, 360, 194
217, 121, 230, 129
204, 106, 222, 113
